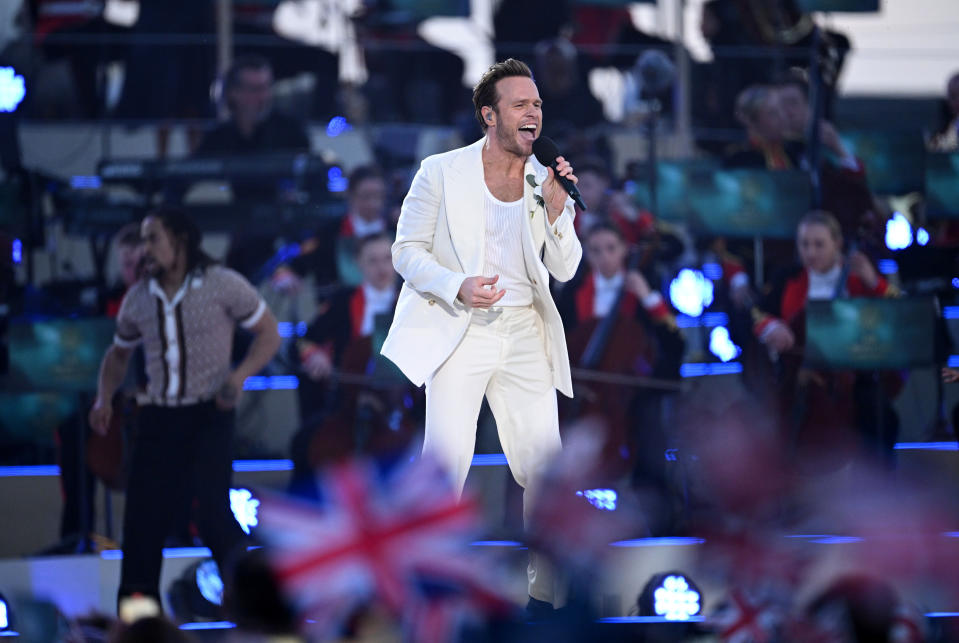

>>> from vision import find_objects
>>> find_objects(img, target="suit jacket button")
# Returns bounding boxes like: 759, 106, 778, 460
532, 278, 538, 285
428, 299, 436, 306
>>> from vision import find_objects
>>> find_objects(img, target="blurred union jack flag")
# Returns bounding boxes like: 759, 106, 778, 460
257, 456, 514, 642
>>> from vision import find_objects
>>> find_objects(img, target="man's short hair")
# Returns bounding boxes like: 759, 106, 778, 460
348, 165, 385, 194
575, 156, 611, 181
355, 231, 393, 258
585, 220, 625, 243
223, 54, 272, 94
472, 58, 534, 132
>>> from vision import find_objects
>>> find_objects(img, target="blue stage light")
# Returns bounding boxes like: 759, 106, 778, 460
680, 362, 742, 377
0, 593, 10, 631
230, 488, 259, 536
639, 573, 702, 622
576, 488, 618, 511
916, 227, 929, 246
327, 166, 348, 193
243, 375, 299, 391
70, 175, 102, 190
668, 269, 714, 317
701, 262, 723, 281
885, 212, 912, 251
0, 67, 25, 113
196, 560, 223, 606
326, 116, 351, 137
708, 326, 741, 363
11, 239, 21, 265
168, 559, 224, 622
877, 259, 898, 275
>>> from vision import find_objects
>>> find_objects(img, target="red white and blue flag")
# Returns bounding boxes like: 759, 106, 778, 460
257, 457, 514, 642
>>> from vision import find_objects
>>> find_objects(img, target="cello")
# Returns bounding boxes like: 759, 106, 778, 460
562, 231, 684, 482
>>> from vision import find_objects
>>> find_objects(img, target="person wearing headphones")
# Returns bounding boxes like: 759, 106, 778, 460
192, 54, 312, 279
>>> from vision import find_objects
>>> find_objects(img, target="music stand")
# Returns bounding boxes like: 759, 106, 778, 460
632, 165, 810, 239
805, 297, 942, 456
839, 129, 925, 195
805, 297, 939, 371
925, 152, 959, 219
1, 317, 117, 553
635, 166, 810, 286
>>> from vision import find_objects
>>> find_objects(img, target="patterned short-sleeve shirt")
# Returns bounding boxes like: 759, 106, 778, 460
114, 265, 266, 404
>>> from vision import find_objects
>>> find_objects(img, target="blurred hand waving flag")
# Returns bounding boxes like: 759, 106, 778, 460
256, 456, 514, 642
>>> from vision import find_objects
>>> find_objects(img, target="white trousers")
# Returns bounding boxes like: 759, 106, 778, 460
424, 305, 564, 605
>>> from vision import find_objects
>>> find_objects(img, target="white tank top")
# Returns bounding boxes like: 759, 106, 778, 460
482, 184, 534, 307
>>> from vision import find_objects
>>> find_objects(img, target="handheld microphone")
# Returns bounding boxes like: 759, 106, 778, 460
532, 136, 587, 211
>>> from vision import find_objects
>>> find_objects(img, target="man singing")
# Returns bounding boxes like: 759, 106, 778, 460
381, 59, 582, 613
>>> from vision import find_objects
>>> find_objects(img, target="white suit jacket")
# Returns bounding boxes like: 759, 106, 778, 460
380, 136, 582, 397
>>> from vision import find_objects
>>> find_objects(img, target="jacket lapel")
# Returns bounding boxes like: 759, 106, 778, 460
443, 137, 487, 275
524, 158, 548, 254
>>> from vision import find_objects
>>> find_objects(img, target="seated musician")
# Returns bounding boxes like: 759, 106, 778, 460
928, 70, 959, 152
57, 223, 145, 550
558, 222, 685, 483
275, 165, 393, 291
723, 85, 801, 171
752, 210, 900, 468
725, 80, 863, 174
559, 222, 682, 350
720, 82, 877, 306
575, 158, 662, 249
295, 233, 399, 418
288, 233, 417, 496
192, 54, 312, 279
194, 54, 310, 163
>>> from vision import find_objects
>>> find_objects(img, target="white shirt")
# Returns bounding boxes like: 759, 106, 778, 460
593, 271, 624, 317
360, 283, 396, 336
482, 185, 534, 307
349, 213, 386, 238
808, 263, 842, 300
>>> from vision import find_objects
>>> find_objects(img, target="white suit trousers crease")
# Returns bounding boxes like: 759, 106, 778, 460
423, 305, 565, 606
424, 305, 562, 495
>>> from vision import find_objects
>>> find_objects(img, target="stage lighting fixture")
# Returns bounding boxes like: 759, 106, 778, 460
327, 166, 348, 192
885, 212, 913, 251
0, 593, 10, 631
709, 326, 741, 363
167, 558, 223, 622
326, 116, 352, 137
0, 68, 25, 113
576, 488, 618, 511
669, 269, 714, 318
230, 488, 259, 536
637, 571, 702, 621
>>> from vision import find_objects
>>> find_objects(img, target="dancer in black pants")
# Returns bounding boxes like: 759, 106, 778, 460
89, 208, 280, 614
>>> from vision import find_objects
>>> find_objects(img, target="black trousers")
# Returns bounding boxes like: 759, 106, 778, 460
118, 401, 246, 604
